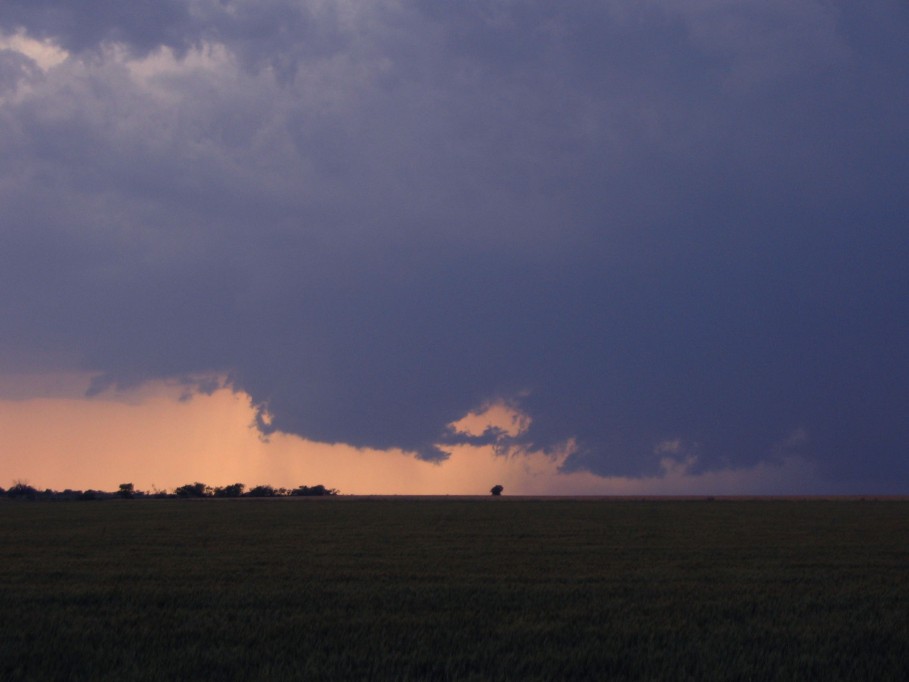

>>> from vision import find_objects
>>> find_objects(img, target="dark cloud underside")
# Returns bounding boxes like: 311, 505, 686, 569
1, 1, 907, 490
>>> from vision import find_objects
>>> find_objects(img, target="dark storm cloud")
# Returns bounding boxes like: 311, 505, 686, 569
1, 1, 907, 490
0, 0, 347, 71
0, 0, 195, 55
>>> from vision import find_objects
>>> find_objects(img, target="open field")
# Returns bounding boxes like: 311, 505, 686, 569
1, 498, 907, 680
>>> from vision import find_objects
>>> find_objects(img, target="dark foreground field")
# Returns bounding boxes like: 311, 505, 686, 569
1, 498, 907, 681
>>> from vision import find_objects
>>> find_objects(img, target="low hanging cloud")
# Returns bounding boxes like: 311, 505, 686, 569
1, 1, 908, 491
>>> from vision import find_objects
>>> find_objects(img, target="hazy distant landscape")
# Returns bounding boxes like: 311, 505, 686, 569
2, 498, 907, 680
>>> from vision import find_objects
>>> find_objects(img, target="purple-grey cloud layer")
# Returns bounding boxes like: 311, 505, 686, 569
1, 1, 907, 490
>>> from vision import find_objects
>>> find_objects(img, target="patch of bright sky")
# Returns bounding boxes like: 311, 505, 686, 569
0, 30, 68, 69
449, 401, 530, 438
121, 42, 232, 88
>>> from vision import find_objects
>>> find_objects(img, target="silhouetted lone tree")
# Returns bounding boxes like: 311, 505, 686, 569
117, 483, 135, 499
490, 485, 504, 496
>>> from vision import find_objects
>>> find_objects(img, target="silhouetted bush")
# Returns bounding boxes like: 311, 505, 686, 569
247, 484, 276, 498
490, 485, 504, 496
117, 483, 135, 499
175, 482, 211, 498
290, 484, 338, 497
214, 483, 245, 498
8, 481, 38, 500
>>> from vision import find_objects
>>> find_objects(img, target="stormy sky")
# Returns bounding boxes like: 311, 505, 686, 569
1, 1, 907, 492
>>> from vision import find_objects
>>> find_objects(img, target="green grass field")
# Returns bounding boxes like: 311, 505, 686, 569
1, 498, 907, 680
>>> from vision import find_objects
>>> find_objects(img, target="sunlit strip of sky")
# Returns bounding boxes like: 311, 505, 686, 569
0, 378, 820, 495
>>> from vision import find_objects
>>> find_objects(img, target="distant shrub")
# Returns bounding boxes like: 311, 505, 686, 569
214, 483, 245, 498
290, 484, 338, 497
117, 483, 135, 499
490, 485, 504, 496
247, 485, 276, 498
175, 482, 211, 498
8, 481, 38, 500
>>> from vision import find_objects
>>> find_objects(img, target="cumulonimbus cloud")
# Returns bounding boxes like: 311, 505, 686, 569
1, 1, 907, 490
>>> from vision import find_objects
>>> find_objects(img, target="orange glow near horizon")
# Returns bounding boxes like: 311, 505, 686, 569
0, 378, 818, 496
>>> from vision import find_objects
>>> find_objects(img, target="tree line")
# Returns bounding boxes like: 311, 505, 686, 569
1, 480, 339, 501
